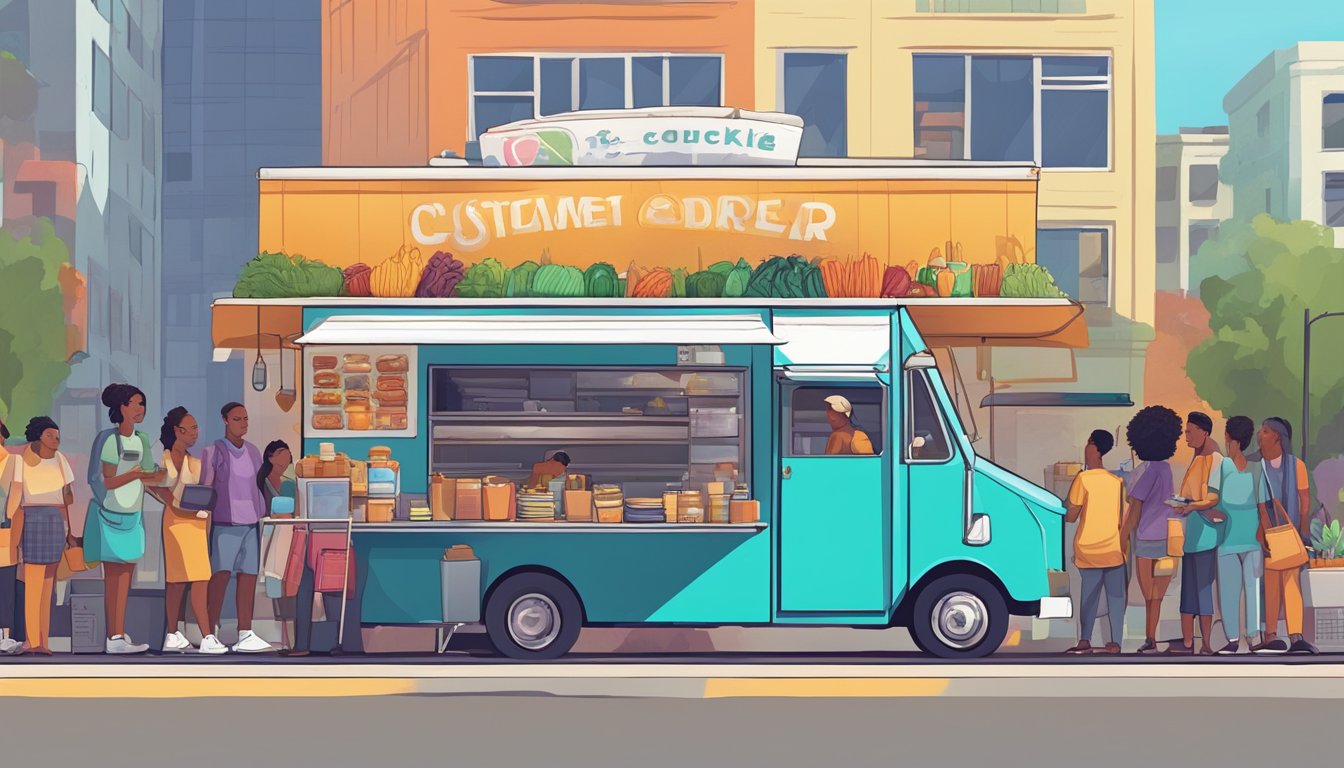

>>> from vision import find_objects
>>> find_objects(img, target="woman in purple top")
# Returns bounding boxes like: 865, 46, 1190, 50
1119, 406, 1182, 654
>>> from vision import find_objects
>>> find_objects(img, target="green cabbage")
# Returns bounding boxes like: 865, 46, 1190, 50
506, 261, 541, 297
233, 251, 347, 298
687, 270, 727, 298
1000, 264, 1068, 299
708, 260, 736, 277
457, 258, 508, 298
533, 264, 586, 297
722, 258, 753, 298
584, 262, 621, 298
744, 255, 824, 299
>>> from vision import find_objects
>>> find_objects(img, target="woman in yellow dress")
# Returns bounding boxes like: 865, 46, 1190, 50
148, 407, 225, 654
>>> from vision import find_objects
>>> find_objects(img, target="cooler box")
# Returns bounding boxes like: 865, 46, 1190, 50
441, 558, 482, 624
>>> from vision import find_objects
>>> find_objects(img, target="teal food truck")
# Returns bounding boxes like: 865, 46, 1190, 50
218, 297, 1076, 659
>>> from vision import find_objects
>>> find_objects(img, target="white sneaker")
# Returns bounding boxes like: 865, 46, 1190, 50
0, 637, 22, 655
198, 634, 229, 655
231, 630, 274, 654
163, 631, 193, 654
106, 635, 150, 655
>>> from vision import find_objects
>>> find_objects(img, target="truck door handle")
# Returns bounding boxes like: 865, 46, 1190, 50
782, 466, 792, 479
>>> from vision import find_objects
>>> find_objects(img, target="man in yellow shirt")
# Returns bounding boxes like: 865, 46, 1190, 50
1065, 429, 1127, 655
823, 395, 874, 456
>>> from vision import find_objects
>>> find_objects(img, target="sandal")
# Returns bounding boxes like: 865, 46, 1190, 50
1065, 643, 1093, 655
1135, 639, 1158, 654
1162, 643, 1194, 655
1091, 643, 1122, 655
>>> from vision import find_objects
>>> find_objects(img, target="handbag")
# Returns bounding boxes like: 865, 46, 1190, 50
58, 544, 92, 578
1263, 459, 1309, 571
1166, 517, 1185, 558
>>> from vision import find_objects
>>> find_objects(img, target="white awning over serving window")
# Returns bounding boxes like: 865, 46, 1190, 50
295, 314, 783, 347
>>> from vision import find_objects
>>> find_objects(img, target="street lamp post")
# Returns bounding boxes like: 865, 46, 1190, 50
1302, 308, 1344, 465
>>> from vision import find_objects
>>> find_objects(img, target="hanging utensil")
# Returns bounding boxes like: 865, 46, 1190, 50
251, 306, 267, 392
275, 337, 297, 412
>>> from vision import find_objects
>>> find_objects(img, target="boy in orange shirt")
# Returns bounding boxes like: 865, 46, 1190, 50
1065, 430, 1128, 655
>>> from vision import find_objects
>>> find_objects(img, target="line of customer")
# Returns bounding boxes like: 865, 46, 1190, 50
1068, 407, 1320, 656
0, 388, 284, 655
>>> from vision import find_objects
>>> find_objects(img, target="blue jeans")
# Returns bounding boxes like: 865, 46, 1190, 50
1217, 550, 1263, 640
1079, 565, 1126, 646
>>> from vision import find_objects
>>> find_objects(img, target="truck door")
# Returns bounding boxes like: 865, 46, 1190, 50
777, 376, 891, 614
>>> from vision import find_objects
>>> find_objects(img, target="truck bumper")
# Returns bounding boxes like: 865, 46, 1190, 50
1037, 596, 1073, 620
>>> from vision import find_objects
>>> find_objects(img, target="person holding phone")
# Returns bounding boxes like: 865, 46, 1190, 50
86, 384, 161, 655
1168, 412, 1223, 655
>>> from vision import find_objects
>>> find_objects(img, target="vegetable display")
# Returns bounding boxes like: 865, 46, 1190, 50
457, 258, 509, 298
370, 246, 425, 298
343, 263, 373, 297
415, 251, 466, 298
506, 260, 541, 297
233, 251, 347, 299
233, 246, 1070, 301
1000, 264, 1068, 299
743, 256, 825, 299
583, 263, 620, 297
532, 264, 586, 297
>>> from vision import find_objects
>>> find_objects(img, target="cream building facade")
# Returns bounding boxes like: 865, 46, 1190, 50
1223, 42, 1344, 246
754, 0, 1156, 490
1156, 127, 1233, 293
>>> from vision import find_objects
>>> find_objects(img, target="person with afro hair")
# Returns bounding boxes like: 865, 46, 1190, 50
1120, 406, 1182, 653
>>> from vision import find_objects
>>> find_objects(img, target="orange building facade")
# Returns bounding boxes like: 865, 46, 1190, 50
323, 0, 756, 166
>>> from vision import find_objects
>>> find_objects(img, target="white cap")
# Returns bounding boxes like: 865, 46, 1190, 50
824, 395, 853, 418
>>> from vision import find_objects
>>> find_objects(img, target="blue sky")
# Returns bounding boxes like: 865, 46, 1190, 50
1157, 0, 1344, 133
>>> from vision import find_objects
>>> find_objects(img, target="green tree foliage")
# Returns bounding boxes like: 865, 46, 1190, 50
1188, 215, 1344, 461
0, 219, 72, 438
0, 51, 39, 130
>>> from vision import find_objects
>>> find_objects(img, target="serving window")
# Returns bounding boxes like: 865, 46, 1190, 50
429, 366, 748, 498
786, 385, 886, 457
304, 346, 418, 438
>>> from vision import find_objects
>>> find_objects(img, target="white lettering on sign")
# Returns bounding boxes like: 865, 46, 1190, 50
409, 193, 835, 250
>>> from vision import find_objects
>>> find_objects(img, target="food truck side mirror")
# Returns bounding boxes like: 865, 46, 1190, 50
967, 514, 991, 546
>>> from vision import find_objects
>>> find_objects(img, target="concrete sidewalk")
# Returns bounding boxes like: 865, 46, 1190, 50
1, 661, 1340, 699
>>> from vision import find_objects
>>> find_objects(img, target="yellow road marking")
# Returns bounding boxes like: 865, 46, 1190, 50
0, 678, 416, 699
704, 677, 949, 698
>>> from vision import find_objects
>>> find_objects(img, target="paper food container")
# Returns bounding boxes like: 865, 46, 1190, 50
479, 107, 805, 168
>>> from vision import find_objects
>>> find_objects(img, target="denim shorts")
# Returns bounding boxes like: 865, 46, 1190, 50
1135, 539, 1168, 560
210, 524, 260, 575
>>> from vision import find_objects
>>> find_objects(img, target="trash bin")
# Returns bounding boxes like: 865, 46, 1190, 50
441, 558, 481, 624
69, 580, 105, 654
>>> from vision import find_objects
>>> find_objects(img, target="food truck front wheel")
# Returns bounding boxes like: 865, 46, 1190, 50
907, 574, 1009, 660
484, 572, 584, 660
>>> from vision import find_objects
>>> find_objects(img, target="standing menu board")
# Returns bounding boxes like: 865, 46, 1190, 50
305, 346, 418, 438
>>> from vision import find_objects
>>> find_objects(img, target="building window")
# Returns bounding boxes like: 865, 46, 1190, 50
470, 54, 724, 138
1156, 226, 1179, 264
1257, 103, 1270, 139
92, 43, 111, 127
142, 108, 155, 173
916, 0, 1086, 11
1188, 220, 1220, 258
112, 74, 128, 139
782, 52, 847, 158
128, 14, 143, 69
1037, 226, 1109, 305
165, 151, 192, 182
129, 214, 142, 263
1326, 173, 1344, 227
1325, 93, 1344, 151
1156, 166, 1179, 202
1188, 164, 1219, 205
913, 53, 1110, 168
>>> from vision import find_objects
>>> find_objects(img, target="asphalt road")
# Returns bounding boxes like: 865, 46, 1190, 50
1, 695, 1335, 767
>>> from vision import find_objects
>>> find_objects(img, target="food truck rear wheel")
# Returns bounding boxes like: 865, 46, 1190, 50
909, 574, 1008, 659
484, 573, 583, 660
